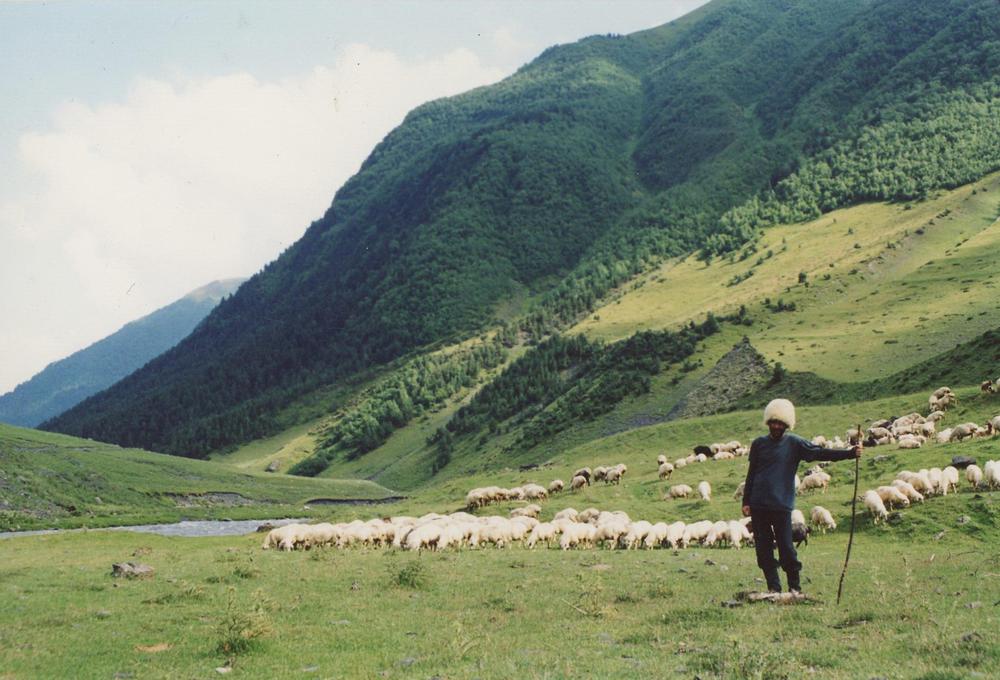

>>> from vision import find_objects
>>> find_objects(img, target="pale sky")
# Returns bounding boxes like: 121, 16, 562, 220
0, 0, 708, 395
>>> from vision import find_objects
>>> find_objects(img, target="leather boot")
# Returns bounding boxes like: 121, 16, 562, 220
764, 569, 782, 593
787, 571, 801, 593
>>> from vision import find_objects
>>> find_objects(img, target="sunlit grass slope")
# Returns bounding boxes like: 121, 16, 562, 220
572, 172, 1000, 381
0, 424, 395, 531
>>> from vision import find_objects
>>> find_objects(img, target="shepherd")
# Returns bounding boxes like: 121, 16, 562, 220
741, 399, 861, 593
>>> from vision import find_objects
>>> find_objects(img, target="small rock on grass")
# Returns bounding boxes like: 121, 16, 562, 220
957, 515, 971, 525
111, 563, 155, 579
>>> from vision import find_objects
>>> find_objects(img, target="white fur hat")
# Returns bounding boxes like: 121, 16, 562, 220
763, 398, 796, 430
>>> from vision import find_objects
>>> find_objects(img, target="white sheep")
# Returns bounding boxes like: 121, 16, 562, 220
876, 485, 910, 509
890, 479, 924, 503
548, 479, 565, 494
553, 507, 579, 523
658, 462, 675, 480
570, 475, 588, 491
984, 460, 1000, 489
665, 521, 686, 549
657, 454, 668, 466
623, 521, 653, 550
791, 508, 806, 526
559, 522, 596, 550
697, 480, 712, 501
667, 484, 693, 499
810, 506, 836, 533
798, 471, 830, 494
682, 520, 713, 546
732, 481, 746, 499
966, 464, 983, 489
863, 490, 889, 523
642, 521, 670, 549
942, 466, 960, 493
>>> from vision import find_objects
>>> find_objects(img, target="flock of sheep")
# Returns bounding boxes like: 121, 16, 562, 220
262, 386, 998, 554
862, 459, 1000, 522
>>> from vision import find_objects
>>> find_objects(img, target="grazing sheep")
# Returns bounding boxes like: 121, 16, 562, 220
798, 471, 830, 494
595, 520, 630, 549
942, 466, 960, 493
897, 435, 923, 450
578, 508, 601, 524
810, 506, 836, 533
553, 508, 579, 523
927, 468, 947, 496
682, 520, 713, 546
890, 479, 924, 503
658, 462, 675, 480
988, 415, 1000, 435
522, 483, 548, 501
966, 464, 983, 489
876, 485, 910, 509
984, 460, 1000, 489
548, 479, 565, 494
572, 467, 592, 483
732, 481, 746, 499
935, 428, 954, 444
791, 522, 810, 548
262, 523, 308, 551
510, 504, 542, 519
674, 457, 688, 469
623, 521, 654, 550
926, 410, 946, 423
665, 521, 686, 549
657, 454, 668, 466
604, 464, 626, 485
863, 490, 889, 523
593, 466, 608, 482
571, 475, 589, 492
559, 523, 596, 550
697, 481, 712, 501
949, 423, 979, 442
667, 484, 693, 499
791, 509, 806, 526
705, 520, 732, 548
642, 522, 668, 549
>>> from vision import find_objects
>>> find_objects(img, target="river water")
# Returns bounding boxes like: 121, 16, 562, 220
0, 517, 306, 540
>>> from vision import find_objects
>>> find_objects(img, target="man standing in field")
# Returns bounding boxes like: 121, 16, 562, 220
741, 399, 861, 593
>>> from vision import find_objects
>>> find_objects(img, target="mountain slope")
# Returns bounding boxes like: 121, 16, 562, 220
0, 279, 244, 427
46, 0, 1000, 459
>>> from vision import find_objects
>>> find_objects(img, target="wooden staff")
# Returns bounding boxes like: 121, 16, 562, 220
836, 423, 861, 606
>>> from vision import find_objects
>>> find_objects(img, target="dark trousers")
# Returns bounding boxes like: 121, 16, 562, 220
750, 508, 801, 591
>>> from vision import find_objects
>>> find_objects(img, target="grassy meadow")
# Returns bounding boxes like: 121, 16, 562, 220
0, 424, 395, 532
2, 407, 998, 678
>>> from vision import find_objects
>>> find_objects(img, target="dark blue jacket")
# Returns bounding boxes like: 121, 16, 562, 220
742, 433, 854, 512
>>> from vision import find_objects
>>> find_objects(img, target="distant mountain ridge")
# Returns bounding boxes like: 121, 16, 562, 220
0, 278, 245, 427
46, 0, 1000, 458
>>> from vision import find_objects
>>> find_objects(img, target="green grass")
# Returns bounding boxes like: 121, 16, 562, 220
210, 419, 321, 473
571, 172, 1000, 382
0, 424, 396, 531
1, 477, 997, 678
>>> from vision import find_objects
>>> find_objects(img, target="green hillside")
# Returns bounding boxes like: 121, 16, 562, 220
263, 172, 999, 490
3, 394, 998, 677
45, 0, 1000, 461
0, 424, 395, 531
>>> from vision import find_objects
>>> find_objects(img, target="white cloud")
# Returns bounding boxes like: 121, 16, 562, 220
0, 44, 506, 394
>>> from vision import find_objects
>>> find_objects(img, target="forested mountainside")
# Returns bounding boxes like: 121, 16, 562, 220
0, 279, 244, 428
46, 0, 1000, 458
